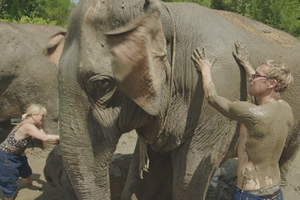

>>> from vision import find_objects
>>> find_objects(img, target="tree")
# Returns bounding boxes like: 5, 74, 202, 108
0, 0, 75, 26
38, 0, 75, 25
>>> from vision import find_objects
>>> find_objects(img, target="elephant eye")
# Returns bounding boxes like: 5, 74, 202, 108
87, 75, 116, 100
93, 80, 112, 93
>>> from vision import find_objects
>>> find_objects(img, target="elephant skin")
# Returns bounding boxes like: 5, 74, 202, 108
0, 21, 65, 141
47, 0, 300, 199
44, 131, 138, 200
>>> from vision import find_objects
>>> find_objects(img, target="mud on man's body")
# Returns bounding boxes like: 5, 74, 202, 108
192, 41, 294, 199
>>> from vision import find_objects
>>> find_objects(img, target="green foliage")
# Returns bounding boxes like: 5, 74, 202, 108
38, 0, 75, 25
0, 0, 75, 26
279, 0, 300, 39
18, 16, 56, 25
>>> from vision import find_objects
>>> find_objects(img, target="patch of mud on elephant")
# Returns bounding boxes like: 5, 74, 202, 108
0, 21, 65, 146
47, 0, 300, 199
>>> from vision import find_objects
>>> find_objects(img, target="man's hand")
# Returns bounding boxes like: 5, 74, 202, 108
192, 47, 215, 72
192, 47, 218, 98
232, 41, 250, 66
232, 41, 255, 77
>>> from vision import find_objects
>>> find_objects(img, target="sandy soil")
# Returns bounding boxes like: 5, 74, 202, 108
0, 131, 299, 200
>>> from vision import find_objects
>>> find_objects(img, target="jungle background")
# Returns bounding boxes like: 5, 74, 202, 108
0, 0, 299, 40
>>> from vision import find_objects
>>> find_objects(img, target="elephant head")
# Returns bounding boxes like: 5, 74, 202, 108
48, 0, 300, 199
0, 22, 65, 139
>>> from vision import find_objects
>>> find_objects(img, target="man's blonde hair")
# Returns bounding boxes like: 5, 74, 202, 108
265, 60, 293, 97
22, 104, 47, 120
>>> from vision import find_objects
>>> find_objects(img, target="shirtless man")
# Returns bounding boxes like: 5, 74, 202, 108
192, 42, 294, 200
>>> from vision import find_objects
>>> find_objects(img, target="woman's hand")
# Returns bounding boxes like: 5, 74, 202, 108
44, 135, 60, 145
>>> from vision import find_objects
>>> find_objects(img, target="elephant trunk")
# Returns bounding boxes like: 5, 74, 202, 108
59, 77, 113, 200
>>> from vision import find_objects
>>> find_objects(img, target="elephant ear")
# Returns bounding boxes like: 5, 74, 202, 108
106, 0, 170, 116
44, 31, 66, 68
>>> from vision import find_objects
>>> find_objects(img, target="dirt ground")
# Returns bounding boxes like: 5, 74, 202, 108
0, 147, 69, 200
0, 130, 299, 200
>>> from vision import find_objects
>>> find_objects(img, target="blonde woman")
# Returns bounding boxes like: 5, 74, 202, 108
0, 104, 59, 200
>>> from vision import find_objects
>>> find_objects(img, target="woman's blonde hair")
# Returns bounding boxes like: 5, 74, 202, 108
265, 60, 293, 98
22, 104, 47, 120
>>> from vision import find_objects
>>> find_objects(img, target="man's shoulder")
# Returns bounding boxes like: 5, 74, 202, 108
277, 99, 294, 123
278, 99, 293, 111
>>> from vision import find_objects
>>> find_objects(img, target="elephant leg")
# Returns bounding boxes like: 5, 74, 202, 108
171, 138, 219, 200
122, 140, 173, 200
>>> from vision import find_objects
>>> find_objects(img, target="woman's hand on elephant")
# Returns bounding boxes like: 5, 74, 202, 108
232, 41, 250, 66
48, 140, 60, 145
192, 47, 215, 73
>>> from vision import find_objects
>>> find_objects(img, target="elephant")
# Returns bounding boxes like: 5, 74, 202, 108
46, 0, 300, 199
0, 21, 65, 141
43, 145, 78, 200
43, 131, 138, 200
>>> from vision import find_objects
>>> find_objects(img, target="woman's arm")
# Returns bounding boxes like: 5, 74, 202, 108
24, 124, 59, 144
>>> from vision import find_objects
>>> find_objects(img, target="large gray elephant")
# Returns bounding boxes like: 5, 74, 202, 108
0, 21, 65, 138
47, 0, 300, 199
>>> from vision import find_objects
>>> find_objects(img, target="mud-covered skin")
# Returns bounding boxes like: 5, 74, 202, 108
193, 46, 294, 194
208, 96, 293, 191
50, 0, 300, 199
0, 21, 65, 137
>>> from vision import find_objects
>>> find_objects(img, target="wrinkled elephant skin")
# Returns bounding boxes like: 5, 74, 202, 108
43, 131, 138, 200
50, 0, 300, 199
0, 21, 65, 138
44, 145, 135, 200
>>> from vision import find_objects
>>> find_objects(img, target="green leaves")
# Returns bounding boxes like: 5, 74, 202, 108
0, 0, 75, 26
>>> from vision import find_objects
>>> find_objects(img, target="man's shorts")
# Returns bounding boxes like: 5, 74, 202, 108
0, 151, 32, 198
232, 186, 283, 200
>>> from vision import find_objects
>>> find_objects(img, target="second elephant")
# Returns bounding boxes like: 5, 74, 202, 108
0, 21, 65, 139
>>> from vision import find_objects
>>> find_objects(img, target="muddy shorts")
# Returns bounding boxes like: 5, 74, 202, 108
232, 186, 283, 200
0, 151, 32, 198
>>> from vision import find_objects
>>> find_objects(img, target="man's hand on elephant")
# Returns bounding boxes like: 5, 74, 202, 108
232, 41, 255, 77
192, 47, 215, 73
232, 41, 250, 66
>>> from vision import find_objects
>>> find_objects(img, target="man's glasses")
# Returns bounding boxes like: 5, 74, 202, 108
251, 74, 273, 80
